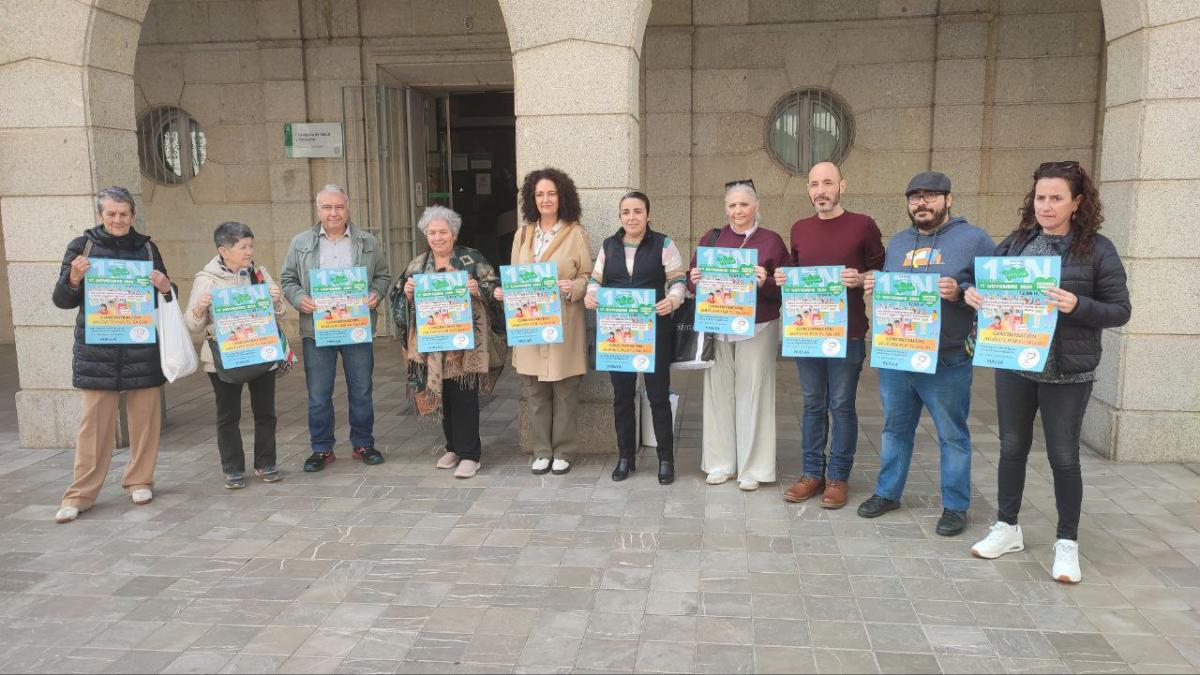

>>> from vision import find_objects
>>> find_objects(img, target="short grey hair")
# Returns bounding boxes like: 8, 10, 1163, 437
214, 221, 255, 249
417, 205, 463, 236
723, 181, 761, 227
315, 183, 349, 205
96, 186, 136, 215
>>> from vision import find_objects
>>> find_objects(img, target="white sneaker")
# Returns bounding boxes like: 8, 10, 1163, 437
738, 479, 760, 491
131, 488, 153, 505
436, 451, 460, 469
454, 459, 480, 479
55, 506, 79, 524
551, 459, 571, 474
970, 521, 1024, 559
531, 458, 551, 474
1052, 539, 1081, 583
706, 471, 730, 485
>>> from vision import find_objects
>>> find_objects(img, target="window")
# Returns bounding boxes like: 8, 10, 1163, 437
764, 89, 854, 176
137, 106, 207, 185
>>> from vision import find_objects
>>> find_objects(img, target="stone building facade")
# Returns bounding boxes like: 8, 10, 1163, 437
0, 0, 1196, 462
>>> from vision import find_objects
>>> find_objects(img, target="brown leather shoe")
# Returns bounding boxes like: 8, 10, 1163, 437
783, 476, 825, 503
820, 479, 848, 509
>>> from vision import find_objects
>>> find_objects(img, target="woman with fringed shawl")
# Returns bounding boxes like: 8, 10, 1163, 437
391, 206, 505, 478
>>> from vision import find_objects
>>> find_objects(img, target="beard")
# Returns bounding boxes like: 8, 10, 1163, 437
812, 192, 841, 214
909, 203, 948, 231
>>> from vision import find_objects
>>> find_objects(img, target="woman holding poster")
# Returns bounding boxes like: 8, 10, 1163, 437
496, 168, 592, 475
687, 180, 789, 491
965, 162, 1130, 583
186, 222, 288, 489
393, 206, 505, 480
584, 192, 687, 485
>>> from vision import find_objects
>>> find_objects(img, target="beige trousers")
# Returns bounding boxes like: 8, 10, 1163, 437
523, 374, 582, 462
62, 387, 162, 510
702, 320, 779, 483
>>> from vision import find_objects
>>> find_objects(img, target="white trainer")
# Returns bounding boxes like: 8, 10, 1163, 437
970, 521, 1025, 559
706, 472, 730, 485
1052, 539, 1082, 583
738, 479, 760, 492
436, 451, 460, 469
531, 458, 551, 474
454, 459, 480, 479
55, 506, 79, 524
131, 488, 153, 505
551, 458, 571, 474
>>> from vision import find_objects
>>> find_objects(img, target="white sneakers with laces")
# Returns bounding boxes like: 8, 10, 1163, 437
970, 521, 1024, 559
1052, 539, 1082, 583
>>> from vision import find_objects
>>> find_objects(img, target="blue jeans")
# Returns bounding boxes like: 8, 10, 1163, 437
794, 338, 866, 481
302, 338, 375, 453
874, 349, 974, 512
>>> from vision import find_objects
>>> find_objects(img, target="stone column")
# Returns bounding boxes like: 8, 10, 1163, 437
0, 1, 149, 447
497, 0, 653, 455
1089, 1, 1200, 462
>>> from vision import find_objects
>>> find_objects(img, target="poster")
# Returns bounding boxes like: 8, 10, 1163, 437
500, 262, 563, 346
595, 288, 656, 373
972, 256, 1061, 372
415, 271, 474, 353
309, 266, 371, 347
781, 265, 849, 358
210, 284, 282, 368
694, 246, 758, 336
84, 258, 156, 345
870, 272, 942, 373
476, 173, 492, 195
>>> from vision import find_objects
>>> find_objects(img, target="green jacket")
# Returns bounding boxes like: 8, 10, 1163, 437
279, 221, 393, 339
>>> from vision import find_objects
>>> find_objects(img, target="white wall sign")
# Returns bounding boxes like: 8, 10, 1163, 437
285, 122, 344, 158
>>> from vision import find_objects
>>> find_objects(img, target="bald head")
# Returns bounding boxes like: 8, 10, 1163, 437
806, 162, 847, 219
808, 162, 842, 183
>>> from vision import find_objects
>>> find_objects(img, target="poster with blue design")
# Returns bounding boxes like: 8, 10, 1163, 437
781, 265, 848, 358
694, 246, 758, 336
310, 266, 371, 347
415, 271, 474, 353
500, 262, 563, 346
595, 288, 656, 373
870, 272, 942, 373
211, 284, 282, 368
972, 256, 1061, 372
84, 258, 156, 345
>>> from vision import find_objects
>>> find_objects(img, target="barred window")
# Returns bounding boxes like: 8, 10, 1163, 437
764, 89, 853, 176
137, 106, 207, 185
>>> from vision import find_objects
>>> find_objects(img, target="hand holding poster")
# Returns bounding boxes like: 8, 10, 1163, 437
500, 262, 563, 346
870, 272, 941, 373
972, 256, 1061, 372
85, 258, 157, 345
310, 266, 371, 347
781, 265, 849, 358
415, 271, 475, 353
211, 285, 282, 368
695, 246, 758, 336
595, 288, 656, 373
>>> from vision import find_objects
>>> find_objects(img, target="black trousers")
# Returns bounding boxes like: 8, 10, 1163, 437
209, 371, 277, 475
442, 378, 482, 462
610, 367, 673, 463
994, 369, 1093, 541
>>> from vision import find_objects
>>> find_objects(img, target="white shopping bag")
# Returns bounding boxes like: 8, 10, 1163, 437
158, 292, 199, 383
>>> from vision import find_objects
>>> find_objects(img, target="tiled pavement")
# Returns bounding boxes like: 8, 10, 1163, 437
0, 344, 1198, 674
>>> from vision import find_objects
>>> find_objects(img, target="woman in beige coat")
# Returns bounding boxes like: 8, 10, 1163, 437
495, 168, 592, 474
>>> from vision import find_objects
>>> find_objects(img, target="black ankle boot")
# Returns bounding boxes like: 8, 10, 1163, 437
658, 461, 674, 485
612, 456, 635, 481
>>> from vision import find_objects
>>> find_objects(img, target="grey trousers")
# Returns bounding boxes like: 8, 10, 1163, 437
523, 374, 582, 462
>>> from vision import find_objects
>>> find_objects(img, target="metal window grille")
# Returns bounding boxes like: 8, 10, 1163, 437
137, 105, 206, 185
764, 89, 854, 176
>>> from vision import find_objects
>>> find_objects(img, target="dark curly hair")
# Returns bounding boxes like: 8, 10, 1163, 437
519, 167, 582, 224
1016, 161, 1103, 258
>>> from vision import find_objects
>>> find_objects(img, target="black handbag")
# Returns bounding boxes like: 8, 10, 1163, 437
208, 337, 277, 384
671, 227, 722, 370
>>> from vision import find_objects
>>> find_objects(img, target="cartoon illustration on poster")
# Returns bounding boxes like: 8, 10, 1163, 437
500, 262, 563, 346
870, 272, 942, 373
695, 246, 758, 336
781, 265, 848, 358
415, 271, 475, 353
84, 258, 156, 345
211, 284, 282, 368
595, 288, 656, 373
309, 266, 371, 347
972, 256, 1061, 372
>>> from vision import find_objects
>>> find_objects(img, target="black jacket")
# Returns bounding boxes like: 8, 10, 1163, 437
994, 226, 1131, 375
52, 225, 172, 391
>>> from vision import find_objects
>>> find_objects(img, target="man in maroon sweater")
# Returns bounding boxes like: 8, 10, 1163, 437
776, 162, 885, 508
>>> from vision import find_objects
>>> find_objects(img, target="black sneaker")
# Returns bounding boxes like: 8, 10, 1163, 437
304, 452, 335, 472
224, 473, 247, 489
936, 509, 967, 537
857, 494, 901, 518
353, 447, 384, 465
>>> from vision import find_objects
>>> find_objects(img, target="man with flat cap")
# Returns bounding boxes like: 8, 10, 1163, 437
857, 171, 996, 536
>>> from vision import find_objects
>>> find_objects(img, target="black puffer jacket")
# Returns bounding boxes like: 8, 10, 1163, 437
52, 225, 172, 391
994, 226, 1131, 375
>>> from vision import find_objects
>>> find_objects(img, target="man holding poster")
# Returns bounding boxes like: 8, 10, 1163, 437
280, 185, 392, 472
857, 172, 995, 537
775, 163, 884, 510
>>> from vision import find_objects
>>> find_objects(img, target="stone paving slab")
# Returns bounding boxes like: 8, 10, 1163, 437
0, 344, 1197, 674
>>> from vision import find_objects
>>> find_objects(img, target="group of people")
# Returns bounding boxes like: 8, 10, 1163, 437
51, 158, 1130, 584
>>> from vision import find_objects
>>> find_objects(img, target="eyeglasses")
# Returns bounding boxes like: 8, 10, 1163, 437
724, 179, 756, 191
906, 192, 946, 205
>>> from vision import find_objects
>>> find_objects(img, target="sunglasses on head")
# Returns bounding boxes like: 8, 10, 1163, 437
1037, 160, 1080, 173
724, 179, 756, 191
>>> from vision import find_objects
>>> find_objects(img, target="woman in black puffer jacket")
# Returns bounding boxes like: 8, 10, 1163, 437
965, 162, 1131, 584
50, 187, 176, 524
